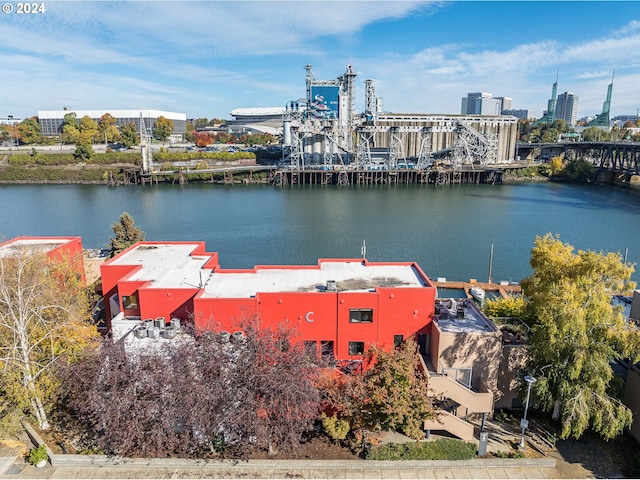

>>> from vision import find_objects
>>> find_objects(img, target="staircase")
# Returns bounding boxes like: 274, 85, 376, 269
418, 354, 494, 441
424, 411, 475, 441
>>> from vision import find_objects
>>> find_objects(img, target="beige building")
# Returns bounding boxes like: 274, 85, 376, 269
422, 297, 528, 440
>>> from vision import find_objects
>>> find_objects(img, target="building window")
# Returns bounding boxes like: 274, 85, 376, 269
304, 341, 317, 356
394, 334, 404, 347
122, 294, 138, 310
350, 308, 373, 323
348, 341, 365, 356
320, 341, 334, 360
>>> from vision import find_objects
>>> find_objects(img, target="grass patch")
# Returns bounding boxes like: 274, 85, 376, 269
366, 439, 477, 460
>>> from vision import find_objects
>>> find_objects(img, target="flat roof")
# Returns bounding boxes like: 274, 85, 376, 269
108, 243, 212, 289
434, 299, 496, 333
0, 237, 71, 258
108, 243, 429, 296
202, 261, 427, 298
37, 109, 186, 121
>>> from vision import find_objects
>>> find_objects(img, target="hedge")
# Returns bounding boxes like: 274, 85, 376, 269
8, 152, 141, 166
0, 166, 107, 182
366, 439, 477, 460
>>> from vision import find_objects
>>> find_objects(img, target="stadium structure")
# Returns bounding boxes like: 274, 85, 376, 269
281, 65, 519, 172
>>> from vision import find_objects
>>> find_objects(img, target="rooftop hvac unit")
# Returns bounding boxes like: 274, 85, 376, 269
326, 280, 337, 292
232, 331, 245, 343
143, 318, 154, 329
170, 318, 181, 331
134, 326, 148, 339
154, 317, 166, 329
161, 326, 176, 339
148, 327, 160, 339
219, 331, 231, 343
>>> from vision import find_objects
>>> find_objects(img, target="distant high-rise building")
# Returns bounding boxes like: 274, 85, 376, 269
461, 92, 511, 115
495, 97, 512, 111
555, 92, 579, 126
501, 109, 531, 120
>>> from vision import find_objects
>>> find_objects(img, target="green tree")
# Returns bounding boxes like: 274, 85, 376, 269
119, 122, 139, 147
73, 135, 95, 163
79, 116, 99, 141
98, 113, 120, 144
193, 118, 209, 128
17, 117, 42, 145
0, 250, 98, 432
320, 339, 434, 440
184, 121, 195, 143
153, 116, 174, 143
109, 212, 145, 257
521, 234, 639, 440
363, 340, 434, 439
61, 113, 80, 144
564, 158, 596, 182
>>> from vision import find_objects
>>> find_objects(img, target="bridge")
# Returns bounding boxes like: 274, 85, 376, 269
516, 141, 640, 175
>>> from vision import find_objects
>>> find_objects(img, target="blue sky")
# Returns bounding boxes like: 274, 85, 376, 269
2, 1, 640, 121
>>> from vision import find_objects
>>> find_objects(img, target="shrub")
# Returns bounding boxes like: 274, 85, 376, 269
28, 445, 48, 465
366, 439, 477, 460
321, 413, 350, 441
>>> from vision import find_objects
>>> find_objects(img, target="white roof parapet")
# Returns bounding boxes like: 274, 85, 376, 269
230, 107, 286, 117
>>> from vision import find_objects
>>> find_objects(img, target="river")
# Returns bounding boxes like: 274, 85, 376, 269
1, 181, 639, 283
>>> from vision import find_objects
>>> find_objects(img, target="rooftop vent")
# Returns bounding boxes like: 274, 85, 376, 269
326, 280, 337, 292
134, 326, 148, 339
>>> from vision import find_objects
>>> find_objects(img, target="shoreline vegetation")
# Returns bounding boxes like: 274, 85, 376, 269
0, 151, 635, 187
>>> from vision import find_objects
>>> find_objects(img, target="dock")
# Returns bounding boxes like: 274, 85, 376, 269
435, 279, 521, 299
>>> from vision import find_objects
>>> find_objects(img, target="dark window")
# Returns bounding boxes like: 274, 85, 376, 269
304, 341, 317, 355
350, 308, 373, 323
348, 341, 365, 356
394, 334, 404, 347
122, 294, 138, 309
320, 340, 334, 360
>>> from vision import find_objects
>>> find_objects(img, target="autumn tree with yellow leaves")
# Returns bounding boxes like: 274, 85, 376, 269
521, 234, 639, 440
0, 250, 98, 432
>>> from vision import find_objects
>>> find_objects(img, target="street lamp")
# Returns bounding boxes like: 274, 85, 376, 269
519, 375, 537, 449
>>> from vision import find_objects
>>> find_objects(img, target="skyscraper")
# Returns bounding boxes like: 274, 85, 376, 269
555, 92, 579, 126
461, 92, 507, 115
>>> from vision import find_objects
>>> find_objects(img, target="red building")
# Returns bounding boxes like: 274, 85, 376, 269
0, 236, 85, 282
101, 241, 436, 360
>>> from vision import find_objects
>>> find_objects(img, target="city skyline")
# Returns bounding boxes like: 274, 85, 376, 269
2, 1, 640, 121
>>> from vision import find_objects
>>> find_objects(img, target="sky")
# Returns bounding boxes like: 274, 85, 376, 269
2, 1, 640, 121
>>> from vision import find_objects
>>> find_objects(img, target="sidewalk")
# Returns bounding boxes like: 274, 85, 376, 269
1, 456, 559, 479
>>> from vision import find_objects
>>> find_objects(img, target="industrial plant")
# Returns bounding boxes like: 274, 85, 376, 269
280, 65, 519, 184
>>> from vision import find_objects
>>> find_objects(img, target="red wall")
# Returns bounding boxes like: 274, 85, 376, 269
101, 244, 436, 361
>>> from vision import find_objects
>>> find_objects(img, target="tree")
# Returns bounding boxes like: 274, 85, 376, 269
153, 116, 174, 143
17, 117, 42, 145
549, 156, 565, 176
0, 250, 97, 432
320, 339, 434, 441
521, 234, 639, 440
98, 113, 120, 144
79, 116, 99, 141
184, 121, 196, 143
363, 339, 434, 439
564, 158, 597, 182
119, 122, 139, 147
195, 132, 213, 147
60, 321, 321, 457
109, 212, 145, 257
61, 113, 80, 144
73, 134, 95, 162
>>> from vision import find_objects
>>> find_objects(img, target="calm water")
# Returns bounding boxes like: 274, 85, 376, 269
1, 182, 639, 283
